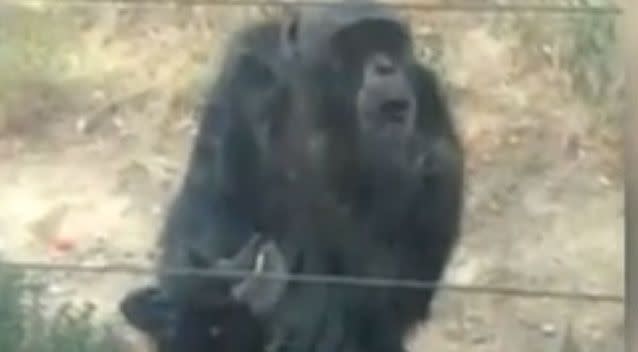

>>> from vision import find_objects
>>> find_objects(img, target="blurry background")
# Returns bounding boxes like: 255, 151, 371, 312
0, 0, 625, 351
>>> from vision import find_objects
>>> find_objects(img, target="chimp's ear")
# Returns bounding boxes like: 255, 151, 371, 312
119, 286, 177, 339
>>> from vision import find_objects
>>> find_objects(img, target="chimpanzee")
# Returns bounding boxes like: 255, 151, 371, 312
119, 1, 464, 352
264, 1, 464, 351
154, 15, 296, 307
119, 14, 296, 352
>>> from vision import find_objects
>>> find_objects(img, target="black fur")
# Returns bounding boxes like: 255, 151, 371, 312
264, 2, 465, 351
156, 17, 294, 306
119, 16, 295, 352
119, 2, 464, 352
120, 287, 266, 352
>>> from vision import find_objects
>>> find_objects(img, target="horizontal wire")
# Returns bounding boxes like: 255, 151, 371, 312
0, 260, 624, 303
20, 0, 623, 14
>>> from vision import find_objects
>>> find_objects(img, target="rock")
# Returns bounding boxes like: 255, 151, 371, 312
541, 322, 557, 336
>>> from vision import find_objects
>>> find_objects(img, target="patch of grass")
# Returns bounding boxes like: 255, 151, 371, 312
559, 2, 622, 124
0, 265, 115, 352
489, 0, 624, 123
0, 5, 89, 139
0, 5, 76, 96
0, 265, 27, 351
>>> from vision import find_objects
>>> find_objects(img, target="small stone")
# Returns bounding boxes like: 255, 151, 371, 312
76, 118, 88, 134
598, 175, 611, 187
113, 118, 125, 130
48, 284, 70, 296
541, 323, 556, 336
470, 334, 489, 344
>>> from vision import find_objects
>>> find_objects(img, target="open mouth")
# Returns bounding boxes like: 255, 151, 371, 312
379, 99, 410, 124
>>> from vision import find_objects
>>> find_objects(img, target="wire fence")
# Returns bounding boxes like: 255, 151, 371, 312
18, 0, 624, 14
0, 260, 624, 303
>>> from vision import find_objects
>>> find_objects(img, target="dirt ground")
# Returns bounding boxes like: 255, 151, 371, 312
0, 3, 624, 352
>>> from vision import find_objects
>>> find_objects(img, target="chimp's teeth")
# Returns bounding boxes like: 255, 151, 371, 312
254, 250, 266, 274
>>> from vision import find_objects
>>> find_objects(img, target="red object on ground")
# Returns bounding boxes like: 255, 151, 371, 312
51, 237, 75, 252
